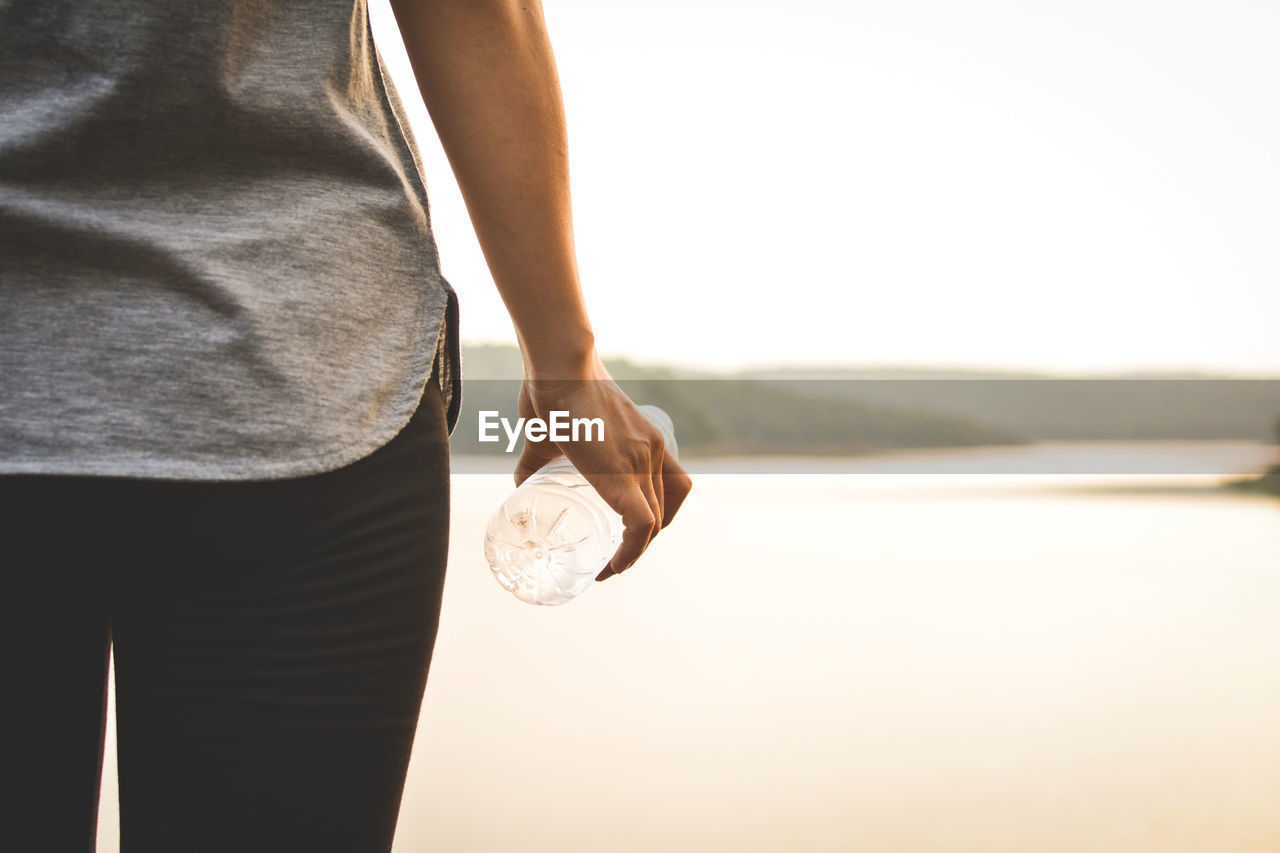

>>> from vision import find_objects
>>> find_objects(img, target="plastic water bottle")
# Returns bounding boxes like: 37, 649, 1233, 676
483, 405, 678, 605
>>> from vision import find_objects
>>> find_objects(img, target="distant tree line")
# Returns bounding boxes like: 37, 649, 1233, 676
452, 344, 1280, 460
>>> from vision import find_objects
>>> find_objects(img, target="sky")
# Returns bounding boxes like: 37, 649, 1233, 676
368, 0, 1280, 375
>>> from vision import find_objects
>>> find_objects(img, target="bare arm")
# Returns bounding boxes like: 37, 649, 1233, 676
388, 0, 690, 576
387, 0, 591, 374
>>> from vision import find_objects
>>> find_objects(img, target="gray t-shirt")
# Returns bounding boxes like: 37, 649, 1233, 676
0, 0, 460, 480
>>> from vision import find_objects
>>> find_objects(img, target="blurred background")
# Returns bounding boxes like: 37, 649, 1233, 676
99, 1, 1280, 850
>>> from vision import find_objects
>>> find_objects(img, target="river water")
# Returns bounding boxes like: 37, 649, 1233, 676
97, 444, 1280, 852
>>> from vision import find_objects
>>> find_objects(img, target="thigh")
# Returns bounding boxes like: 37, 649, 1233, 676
107, 384, 451, 853
0, 475, 113, 853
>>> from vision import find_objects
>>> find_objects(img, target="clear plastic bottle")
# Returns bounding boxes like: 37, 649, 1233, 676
483, 405, 678, 605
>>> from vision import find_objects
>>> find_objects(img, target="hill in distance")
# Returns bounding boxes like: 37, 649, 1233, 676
455, 343, 1280, 452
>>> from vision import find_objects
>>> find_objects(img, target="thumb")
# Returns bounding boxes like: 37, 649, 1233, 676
513, 438, 562, 486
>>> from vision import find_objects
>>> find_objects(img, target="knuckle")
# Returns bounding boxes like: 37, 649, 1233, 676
622, 496, 650, 520
629, 508, 656, 532
624, 437, 651, 468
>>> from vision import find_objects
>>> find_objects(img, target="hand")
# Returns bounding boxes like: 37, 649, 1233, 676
513, 354, 692, 581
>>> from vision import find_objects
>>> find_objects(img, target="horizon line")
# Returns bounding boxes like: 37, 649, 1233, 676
459, 339, 1280, 380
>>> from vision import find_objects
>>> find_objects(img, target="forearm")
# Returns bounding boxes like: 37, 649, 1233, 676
388, 0, 596, 377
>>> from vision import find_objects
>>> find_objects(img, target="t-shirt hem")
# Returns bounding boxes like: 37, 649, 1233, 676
0, 281, 461, 484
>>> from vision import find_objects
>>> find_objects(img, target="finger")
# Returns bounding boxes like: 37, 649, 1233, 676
636, 441, 665, 555
649, 442, 666, 533
512, 381, 556, 485
513, 440, 561, 486
660, 457, 692, 528
513, 456, 537, 487
600, 484, 656, 580
630, 473, 661, 566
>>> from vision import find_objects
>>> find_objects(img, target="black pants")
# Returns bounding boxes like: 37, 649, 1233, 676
1, 381, 451, 853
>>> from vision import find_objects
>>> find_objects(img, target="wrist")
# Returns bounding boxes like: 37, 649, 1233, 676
519, 326, 600, 380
